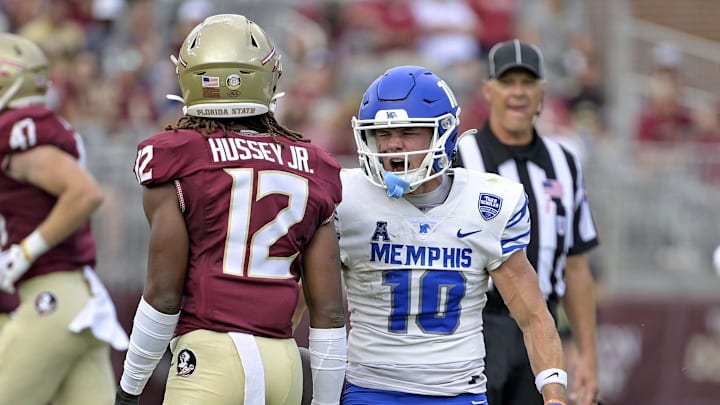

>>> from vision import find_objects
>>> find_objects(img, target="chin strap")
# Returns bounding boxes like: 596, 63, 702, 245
383, 171, 410, 199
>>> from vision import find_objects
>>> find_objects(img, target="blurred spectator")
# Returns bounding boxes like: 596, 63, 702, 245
517, 0, 593, 100
635, 73, 693, 143
539, 98, 589, 163
691, 102, 720, 184
18, 0, 87, 62
693, 103, 720, 144
65, 0, 96, 29
457, 61, 492, 134
98, 0, 163, 135
651, 41, 684, 84
467, 0, 518, 55
158, 0, 214, 123
566, 50, 606, 124
56, 51, 116, 130
410, 0, 480, 68
273, 9, 331, 71
171, 0, 214, 51
1, 0, 40, 31
275, 65, 356, 157
458, 85, 491, 136
17, 0, 89, 118
0, 4, 9, 32
85, 0, 127, 60
634, 44, 694, 144
338, 0, 417, 56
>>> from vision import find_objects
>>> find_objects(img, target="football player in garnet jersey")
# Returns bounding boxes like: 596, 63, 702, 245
0, 33, 129, 405
334, 65, 568, 405
115, 14, 346, 405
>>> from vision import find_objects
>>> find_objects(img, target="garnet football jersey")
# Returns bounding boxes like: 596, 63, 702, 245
0, 106, 96, 281
133, 129, 342, 339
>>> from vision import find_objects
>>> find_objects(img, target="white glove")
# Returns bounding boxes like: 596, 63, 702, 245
0, 244, 32, 293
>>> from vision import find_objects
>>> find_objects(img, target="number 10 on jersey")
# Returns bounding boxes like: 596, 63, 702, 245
383, 269, 466, 334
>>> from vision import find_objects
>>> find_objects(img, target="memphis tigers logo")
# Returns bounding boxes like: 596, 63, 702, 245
478, 193, 502, 220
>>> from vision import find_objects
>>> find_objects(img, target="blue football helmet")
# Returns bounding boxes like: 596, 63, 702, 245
351, 65, 461, 195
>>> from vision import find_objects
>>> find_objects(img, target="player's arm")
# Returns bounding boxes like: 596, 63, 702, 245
139, 183, 189, 314
491, 251, 567, 403
0, 145, 103, 292
117, 183, 188, 403
562, 253, 599, 405
301, 218, 346, 405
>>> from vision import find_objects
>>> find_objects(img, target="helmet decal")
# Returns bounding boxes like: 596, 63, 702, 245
261, 47, 276, 65
225, 75, 242, 90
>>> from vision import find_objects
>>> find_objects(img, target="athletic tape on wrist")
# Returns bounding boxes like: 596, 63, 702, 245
535, 368, 568, 393
120, 297, 179, 395
21, 230, 49, 262
308, 326, 347, 405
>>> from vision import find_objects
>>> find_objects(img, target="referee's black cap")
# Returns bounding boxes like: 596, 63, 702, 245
487, 39, 544, 79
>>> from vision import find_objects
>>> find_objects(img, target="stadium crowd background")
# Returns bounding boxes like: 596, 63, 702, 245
1, 0, 718, 403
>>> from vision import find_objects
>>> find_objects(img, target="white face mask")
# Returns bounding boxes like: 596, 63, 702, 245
352, 112, 458, 197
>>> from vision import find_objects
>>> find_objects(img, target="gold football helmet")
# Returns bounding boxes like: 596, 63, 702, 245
170, 14, 283, 118
0, 33, 49, 111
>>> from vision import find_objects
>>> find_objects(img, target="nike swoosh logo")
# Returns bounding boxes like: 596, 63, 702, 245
457, 229, 482, 238
546, 372, 560, 379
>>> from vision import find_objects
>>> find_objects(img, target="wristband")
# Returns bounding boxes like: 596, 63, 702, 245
535, 368, 568, 393
20, 230, 49, 262
545, 401, 567, 405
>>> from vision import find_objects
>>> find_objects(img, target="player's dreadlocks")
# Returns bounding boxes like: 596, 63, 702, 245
166, 112, 308, 143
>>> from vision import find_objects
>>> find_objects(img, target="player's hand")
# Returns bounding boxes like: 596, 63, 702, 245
114, 387, 140, 405
0, 244, 31, 293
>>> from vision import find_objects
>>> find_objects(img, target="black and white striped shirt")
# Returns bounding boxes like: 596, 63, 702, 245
456, 122, 599, 313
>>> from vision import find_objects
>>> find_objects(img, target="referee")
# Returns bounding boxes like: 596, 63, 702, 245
456, 39, 600, 405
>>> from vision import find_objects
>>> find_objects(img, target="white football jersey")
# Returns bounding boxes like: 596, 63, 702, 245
336, 168, 531, 396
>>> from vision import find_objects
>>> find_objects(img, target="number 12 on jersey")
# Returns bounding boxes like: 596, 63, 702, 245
224, 168, 309, 279
383, 269, 466, 334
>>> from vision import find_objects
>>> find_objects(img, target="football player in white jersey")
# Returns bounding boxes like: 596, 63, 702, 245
335, 65, 568, 405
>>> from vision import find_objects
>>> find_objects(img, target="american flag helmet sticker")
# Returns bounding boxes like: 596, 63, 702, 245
201, 76, 220, 88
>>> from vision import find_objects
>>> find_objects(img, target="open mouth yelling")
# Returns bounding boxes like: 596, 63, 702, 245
387, 157, 408, 172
